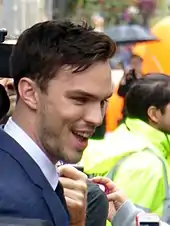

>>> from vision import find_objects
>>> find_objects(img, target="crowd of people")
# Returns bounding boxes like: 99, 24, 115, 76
0, 19, 169, 226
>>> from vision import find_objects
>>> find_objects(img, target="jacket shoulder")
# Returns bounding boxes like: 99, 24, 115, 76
0, 149, 51, 220
115, 150, 163, 179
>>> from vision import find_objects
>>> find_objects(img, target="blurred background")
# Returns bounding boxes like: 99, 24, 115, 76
0, 0, 167, 36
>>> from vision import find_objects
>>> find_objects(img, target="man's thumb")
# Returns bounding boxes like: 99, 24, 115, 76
107, 192, 124, 203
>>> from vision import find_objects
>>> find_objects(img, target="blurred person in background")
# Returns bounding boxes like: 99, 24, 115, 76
136, 0, 157, 28
116, 55, 143, 123
81, 74, 170, 224
118, 53, 144, 99
122, 6, 139, 25
0, 39, 17, 123
111, 46, 132, 72
0, 83, 10, 121
91, 13, 104, 33
0, 77, 16, 123
129, 54, 143, 78
117, 54, 143, 116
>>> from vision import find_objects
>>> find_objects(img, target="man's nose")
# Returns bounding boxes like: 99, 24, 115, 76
84, 104, 104, 127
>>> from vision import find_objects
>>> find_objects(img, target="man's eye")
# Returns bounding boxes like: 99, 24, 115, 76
74, 97, 87, 105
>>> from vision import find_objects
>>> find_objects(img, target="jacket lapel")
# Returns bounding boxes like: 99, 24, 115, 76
0, 129, 69, 225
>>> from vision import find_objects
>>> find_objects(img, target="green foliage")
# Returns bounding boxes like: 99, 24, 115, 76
67, 0, 132, 25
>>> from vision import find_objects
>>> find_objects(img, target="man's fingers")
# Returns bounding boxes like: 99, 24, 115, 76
108, 202, 117, 221
91, 176, 112, 185
58, 165, 87, 181
91, 176, 118, 192
107, 192, 126, 204
107, 193, 120, 201
65, 196, 86, 212
59, 177, 87, 193
63, 188, 86, 202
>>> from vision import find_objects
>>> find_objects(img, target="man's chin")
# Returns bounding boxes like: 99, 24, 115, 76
62, 151, 83, 164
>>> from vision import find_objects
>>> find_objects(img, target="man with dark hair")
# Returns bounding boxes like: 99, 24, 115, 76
125, 73, 170, 123
82, 74, 170, 224
116, 54, 143, 123
130, 54, 143, 75
0, 20, 116, 226
118, 54, 143, 98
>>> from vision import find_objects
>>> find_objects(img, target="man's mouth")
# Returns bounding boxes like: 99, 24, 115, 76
72, 131, 92, 142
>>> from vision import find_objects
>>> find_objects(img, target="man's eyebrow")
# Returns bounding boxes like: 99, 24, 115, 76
65, 90, 98, 99
66, 89, 113, 100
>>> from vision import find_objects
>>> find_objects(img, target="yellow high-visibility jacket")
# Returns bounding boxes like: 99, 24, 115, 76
81, 118, 170, 224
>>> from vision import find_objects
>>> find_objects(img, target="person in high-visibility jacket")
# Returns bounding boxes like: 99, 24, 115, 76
80, 73, 170, 224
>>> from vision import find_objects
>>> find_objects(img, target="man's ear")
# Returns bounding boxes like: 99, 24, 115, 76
18, 77, 39, 110
147, 106, 162, 123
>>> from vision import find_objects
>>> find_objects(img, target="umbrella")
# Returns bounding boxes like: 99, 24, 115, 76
105, 24, 158, 45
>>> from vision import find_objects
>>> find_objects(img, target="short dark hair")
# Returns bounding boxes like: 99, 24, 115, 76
125, 73, 170, 121
10, 20, 116, 94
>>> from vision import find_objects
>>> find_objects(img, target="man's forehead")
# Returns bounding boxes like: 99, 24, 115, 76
55, 61, 113, 97
65, 87, 113, 100
60, 60, 111, 78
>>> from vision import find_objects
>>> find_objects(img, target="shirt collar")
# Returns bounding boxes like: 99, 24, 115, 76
4, 117, 59, 190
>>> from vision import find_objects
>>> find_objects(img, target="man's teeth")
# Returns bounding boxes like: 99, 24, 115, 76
73, 132, 90, 138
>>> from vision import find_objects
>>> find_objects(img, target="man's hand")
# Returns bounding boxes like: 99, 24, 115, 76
58, 165, 88, 226
91, 177, 127, 222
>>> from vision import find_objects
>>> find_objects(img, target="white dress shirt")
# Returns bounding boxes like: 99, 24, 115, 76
4, 117, 59, 190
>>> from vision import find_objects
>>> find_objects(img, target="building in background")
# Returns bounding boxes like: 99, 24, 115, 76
0, 0, 168, 36
0, 0, 53, 36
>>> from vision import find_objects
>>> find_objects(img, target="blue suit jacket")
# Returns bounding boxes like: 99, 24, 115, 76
0, 129, 69, 226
